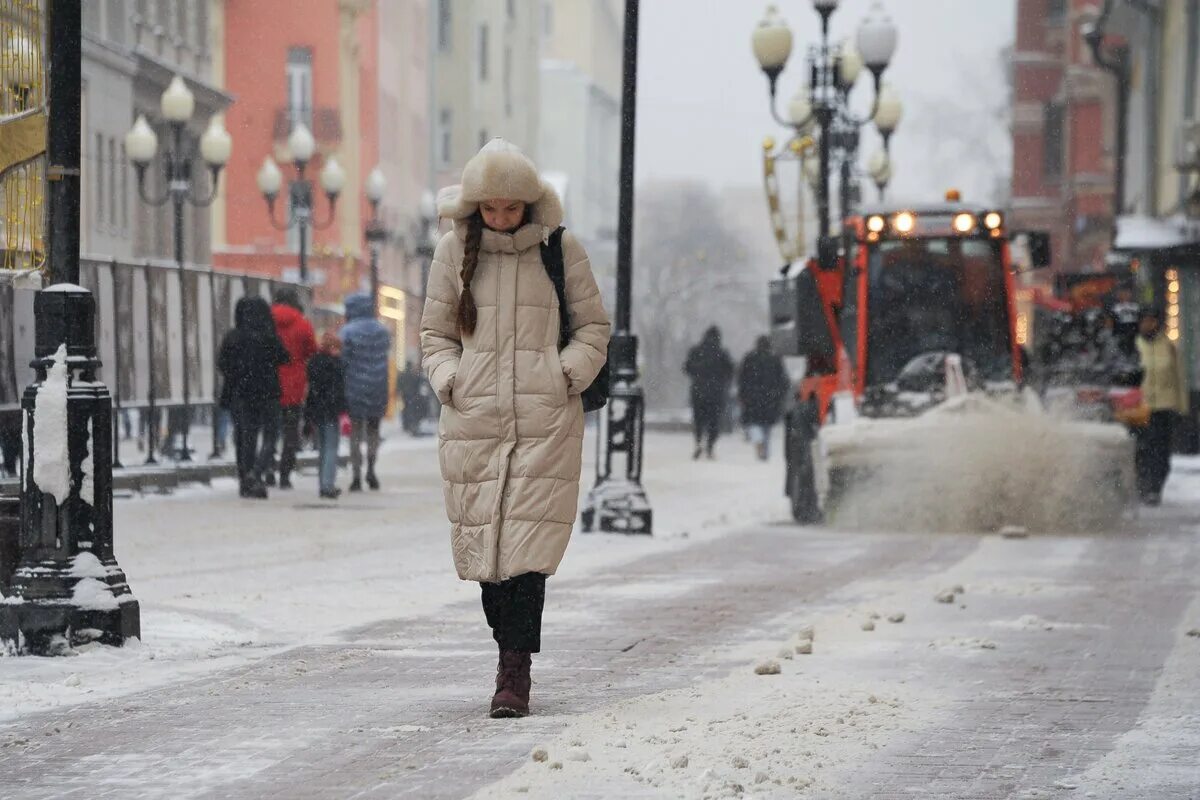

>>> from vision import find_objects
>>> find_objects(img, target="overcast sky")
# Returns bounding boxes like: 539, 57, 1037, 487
636, 0, 1017, 203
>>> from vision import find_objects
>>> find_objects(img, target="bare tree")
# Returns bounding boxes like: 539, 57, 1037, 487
633, 180, 764, 408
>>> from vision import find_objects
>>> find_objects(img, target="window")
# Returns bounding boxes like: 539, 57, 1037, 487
504, 47, 512, 117
120, 145, 129, 231
108, 138, 117, 230
1046, 0, 1067, 25
95, 133, 105, 226
478, 24, 489, 81
439, 108, 452, 166
286, 47, 314, 129
437, 0, 452, 52
105, 0, 126, 45
1043, 102, 1065, 184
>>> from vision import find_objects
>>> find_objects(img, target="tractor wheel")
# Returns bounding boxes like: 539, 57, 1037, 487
785, 405, 822, 524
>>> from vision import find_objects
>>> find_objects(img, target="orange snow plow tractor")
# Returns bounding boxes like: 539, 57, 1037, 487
770, 196, 1136, 529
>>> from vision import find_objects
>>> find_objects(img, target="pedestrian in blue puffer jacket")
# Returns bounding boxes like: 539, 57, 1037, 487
339, 293, 391, 491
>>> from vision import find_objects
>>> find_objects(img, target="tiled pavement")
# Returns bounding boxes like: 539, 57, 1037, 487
1, 505, 1198, 798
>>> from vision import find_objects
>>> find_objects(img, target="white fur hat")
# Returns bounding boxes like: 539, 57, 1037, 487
460, 138, 544, 204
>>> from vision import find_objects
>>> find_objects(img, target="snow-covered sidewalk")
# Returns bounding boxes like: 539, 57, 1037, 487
0, 428, 786, 723
1, 438, 1198, 799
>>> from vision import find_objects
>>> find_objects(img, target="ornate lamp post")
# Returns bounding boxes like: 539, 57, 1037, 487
256, 124, 344, 285
125, 76, 232, 463
867, 149, 893, 201
364, 165, 387, 309
752, 1, 900, 267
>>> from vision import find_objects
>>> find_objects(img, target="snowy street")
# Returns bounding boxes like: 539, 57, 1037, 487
1, 430, 1198, 799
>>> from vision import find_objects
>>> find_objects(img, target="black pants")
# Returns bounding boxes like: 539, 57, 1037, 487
692, 399, 723, 452
232, 400, 276, 487
265, 405, 303, 479
480, 572, 547, 653
1136, 410, 1175, 499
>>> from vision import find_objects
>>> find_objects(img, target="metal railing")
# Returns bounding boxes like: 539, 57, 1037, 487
1, 257, 310, 461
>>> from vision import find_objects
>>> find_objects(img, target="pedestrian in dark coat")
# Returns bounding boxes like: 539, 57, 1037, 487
267, 288, 318, 489
685, 326, 735, 460
217, 296, 290, 498
738, 335, 790, 460
306, 332, 347, 499
339, 292, 391, 491
397, 360, 429, 436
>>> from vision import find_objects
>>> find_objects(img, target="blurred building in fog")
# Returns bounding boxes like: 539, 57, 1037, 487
536, 0, 622, 286
431, 0, 542, 189
212, 0, 431, 364
1009, 0, 1119, 274
80, 0, 229, 265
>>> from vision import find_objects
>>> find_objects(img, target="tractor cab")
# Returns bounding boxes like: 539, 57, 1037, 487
770, 195, 1050, 423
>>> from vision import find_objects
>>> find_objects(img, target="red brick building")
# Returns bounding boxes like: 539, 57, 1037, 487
1011, 0, 1119, 274
211, 1, 380, 306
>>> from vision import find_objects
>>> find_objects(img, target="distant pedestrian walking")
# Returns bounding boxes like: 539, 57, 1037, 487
421, 139, 610, 718
397, 360, 430, 436
685, 326, 735, 460
1135, 308, 1189, 505
217, 296, 289, 499
268, 288, 318, 490
306, 332, 347, 499
340, 293, 391, 492
738, 335, 790, 461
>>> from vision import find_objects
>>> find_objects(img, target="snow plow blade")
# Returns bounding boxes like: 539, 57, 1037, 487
813, 393, 1136, 532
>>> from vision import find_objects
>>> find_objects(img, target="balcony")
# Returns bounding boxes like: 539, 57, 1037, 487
273, 107, 342, 146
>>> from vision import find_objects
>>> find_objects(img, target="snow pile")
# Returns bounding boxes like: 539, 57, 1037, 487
30, 344, 71, 504
828, 403, 1132, 533
473, 655, 928, 799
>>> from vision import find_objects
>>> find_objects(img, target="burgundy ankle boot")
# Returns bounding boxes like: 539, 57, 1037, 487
489, 650, 532, 718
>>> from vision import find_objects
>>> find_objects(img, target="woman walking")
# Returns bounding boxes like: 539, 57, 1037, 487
306, 332, 347, 499
685, 326, 735, 460
421, 139, 610, 718
217, 296, 289, 498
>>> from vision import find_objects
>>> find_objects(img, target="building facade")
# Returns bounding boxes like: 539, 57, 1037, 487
537, 0, 622, 285
80, 0, 229, 265
1010, 0, 1121, 276
432, 0, 541, 189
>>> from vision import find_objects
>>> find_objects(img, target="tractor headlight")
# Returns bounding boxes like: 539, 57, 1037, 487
867, 215, 886, 233
984, 211, 1003, 230
953, 213, 976, 233
892, 212, 916, 235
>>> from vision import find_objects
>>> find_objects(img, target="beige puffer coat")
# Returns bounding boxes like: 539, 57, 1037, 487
420, 171, 610, 583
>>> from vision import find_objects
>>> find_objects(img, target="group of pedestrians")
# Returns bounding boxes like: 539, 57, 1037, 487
216, 289, 391, 500
684, 327, 790, 461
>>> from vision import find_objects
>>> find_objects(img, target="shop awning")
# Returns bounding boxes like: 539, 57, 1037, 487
1113, 215, 1200, 251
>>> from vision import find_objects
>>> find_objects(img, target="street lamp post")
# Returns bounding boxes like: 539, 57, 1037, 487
580, 0, 653, 535
256, 124, 344, 285
364, 166, 387, 311
752, 1, 900, 267
125, 76, 232, 463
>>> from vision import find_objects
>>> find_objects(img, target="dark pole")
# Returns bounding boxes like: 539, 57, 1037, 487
366, 200, 385, 313
613, 0, 638, 337
171, 124, 192, 462
295, 163, 310, 285
580, 0, 652, 535
1114, 64, 1129, 220
44, 0, 81, 286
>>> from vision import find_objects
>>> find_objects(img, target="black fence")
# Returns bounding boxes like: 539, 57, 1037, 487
1, 259, 310, 451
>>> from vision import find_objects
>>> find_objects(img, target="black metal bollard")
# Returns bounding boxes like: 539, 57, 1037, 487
0, 284, 140, 654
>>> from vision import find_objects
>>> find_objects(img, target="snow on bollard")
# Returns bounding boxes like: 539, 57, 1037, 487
30, 345, 70, 505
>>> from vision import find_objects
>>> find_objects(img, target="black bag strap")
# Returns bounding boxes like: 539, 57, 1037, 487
540, 226, 572, 350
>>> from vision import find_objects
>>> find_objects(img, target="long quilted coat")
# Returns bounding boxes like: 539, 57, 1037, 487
340, 293, 392, 420
420, 184, 610, 582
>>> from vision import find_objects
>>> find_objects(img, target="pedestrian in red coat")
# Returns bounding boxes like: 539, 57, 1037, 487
267, 288, 318, 489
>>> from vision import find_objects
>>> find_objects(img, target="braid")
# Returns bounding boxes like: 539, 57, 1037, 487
456, 213, 483, 336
